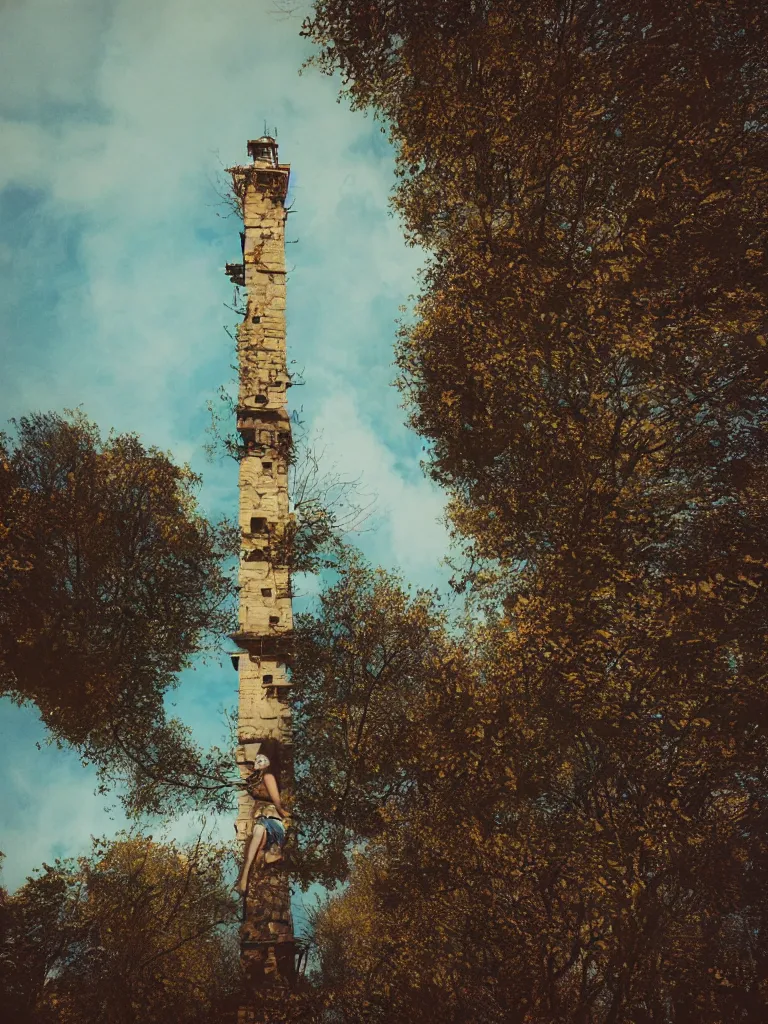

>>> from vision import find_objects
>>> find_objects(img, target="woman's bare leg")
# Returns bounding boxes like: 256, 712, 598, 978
236, 824, 266, 895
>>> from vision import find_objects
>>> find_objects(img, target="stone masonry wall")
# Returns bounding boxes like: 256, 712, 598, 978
228, 139, 295, 987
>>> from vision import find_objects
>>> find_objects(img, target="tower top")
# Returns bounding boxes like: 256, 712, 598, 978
228, 137, 290, 206
247, 137, 279, 167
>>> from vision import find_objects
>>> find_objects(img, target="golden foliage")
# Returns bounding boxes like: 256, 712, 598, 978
0, 834, 240, 1024
0, 411, 238, 815
295, 2, 768, 1020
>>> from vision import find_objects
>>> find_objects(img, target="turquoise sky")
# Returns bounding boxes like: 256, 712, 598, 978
0, 0, 451, 924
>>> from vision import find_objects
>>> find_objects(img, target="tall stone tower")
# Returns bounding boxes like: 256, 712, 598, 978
227, 138, 295, 994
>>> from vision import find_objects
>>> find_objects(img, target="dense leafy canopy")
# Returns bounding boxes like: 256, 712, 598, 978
306, 0, 768, 578
290, 2, 768, 1020
292, 556, 460, 886
0, 835, 240, 1024
0, 411, 237, 813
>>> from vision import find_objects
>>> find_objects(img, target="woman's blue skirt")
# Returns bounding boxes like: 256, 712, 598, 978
259, 815, 286, 851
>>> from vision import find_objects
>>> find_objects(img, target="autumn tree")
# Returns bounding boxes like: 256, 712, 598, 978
296, 572, 768, 1021
291, 554, 461, 886
0, 834, 241, 1024
0, 411, 238, 814
293, 3, 768, 1020
304, 0, 768, 581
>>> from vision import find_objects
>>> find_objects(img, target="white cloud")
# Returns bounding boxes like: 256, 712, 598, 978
309, 391, 448, 584
0, 705, 129, 890
0, 0, 111, 112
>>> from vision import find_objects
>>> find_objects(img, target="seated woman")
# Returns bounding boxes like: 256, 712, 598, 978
235, 738, 288, 897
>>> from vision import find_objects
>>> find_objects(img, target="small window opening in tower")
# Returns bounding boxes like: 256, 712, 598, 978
250, 517, 268, 534
261, 587, 273, 597
269, 615, 280, 625
262, 461, 273, 476
262, 674, 274, 685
